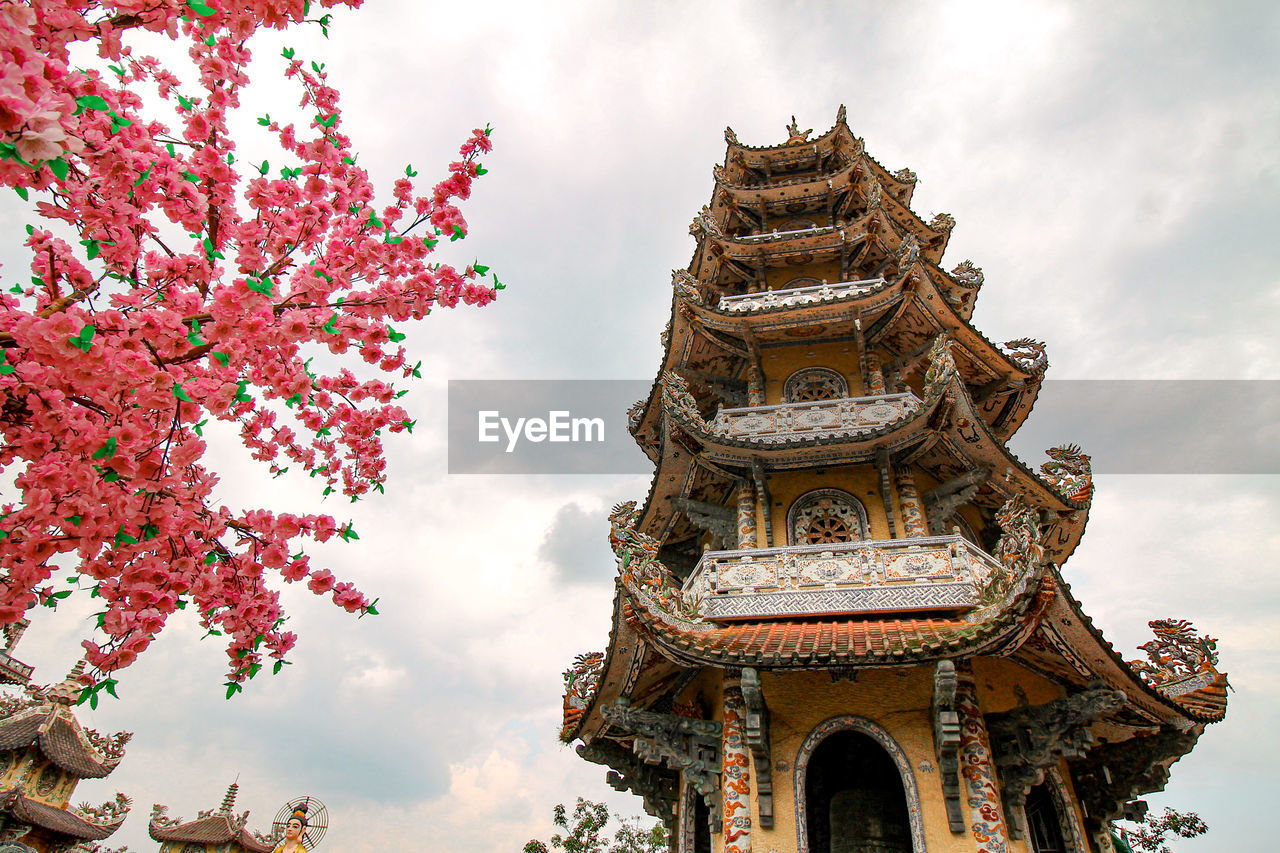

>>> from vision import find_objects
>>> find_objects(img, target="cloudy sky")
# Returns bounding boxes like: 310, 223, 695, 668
2, 1, 1277, 851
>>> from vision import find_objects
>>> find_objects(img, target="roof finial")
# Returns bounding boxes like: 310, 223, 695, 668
44, 659, 91, 705
221, 780, 239, 813
786, 115, 812, 144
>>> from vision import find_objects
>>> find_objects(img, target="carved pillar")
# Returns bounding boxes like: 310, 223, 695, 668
954, 672, 1013, 853
736, 481, 758, 550
896, 467, 928, 538
721, 685, 751, 853
932, 660, 964, 833
865, 355, 887, 396
740, 669, 772, 828
746, 364, 765, 407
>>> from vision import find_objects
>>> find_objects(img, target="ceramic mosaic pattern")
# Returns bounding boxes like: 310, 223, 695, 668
956, 681, 1010, 853
1045, 767, 1087, 853
792, 716, 928, 853
717, 279, 883, 313
711, 394, 919, 442
722, 688, 752, 853
737, 483, 758, 549
896, 469, 928, 538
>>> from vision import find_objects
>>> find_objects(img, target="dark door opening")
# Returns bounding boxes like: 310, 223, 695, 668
1026, 781, 1067, 853
805, 730, 911, 853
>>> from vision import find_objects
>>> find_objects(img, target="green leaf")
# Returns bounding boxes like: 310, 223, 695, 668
186, 0, 217, 17
234, 380, 251, 403
108, 64, 126, 77
0, 351, 15, 375
114, 525, 138, 546
204, 552, 218, 566
187, 320, 205, 347
65, 515, 82, 527
172, 382, 195, 403
483, 123, 493, 136
193, 418, 208, 436
494, 275, 506, 290
13, 186, 27, 201
316, 113, 337, 128
91, 437, 117, 460
258, 160, 269, 175
225, 681, 242, 700
166, 143, 176, 157
141, 523, 159, 540
339, 524, 359, 542
108, 112, 132, 133
387, 326, 406, 343
203, 35, 216, 46
285, 392, 302, 408
67, 325, 95, 352
47, 158, 69, 182
385, 234, 402, 245
211, 352, 229, 367
76, 95, 110, 113
410, 360, 422, 379
102, 679, 118, 699
450, 225, 466, 242
183, 172, 200, 183
475, 164, 488, 175
405, 164, 418, 177
423, 237, 438, 250
282, 47, 295, 59
100, 467, 120, 483
401, 419, 416, 433
321, 313, 339, 334
473, 263, 490, 275
245, 277, 274, 296
133, 164, 153, 186
311, 61, 325, 74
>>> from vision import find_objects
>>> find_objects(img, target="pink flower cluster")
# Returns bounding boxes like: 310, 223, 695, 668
0, 1, 499, 686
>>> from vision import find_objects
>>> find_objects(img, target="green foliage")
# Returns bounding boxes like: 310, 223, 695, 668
523, 799, 668, 853
1118, 807, 1208, 853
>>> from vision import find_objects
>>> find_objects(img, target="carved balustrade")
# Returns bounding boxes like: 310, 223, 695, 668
710, 391, 919, 442
717, 278, 885, 313
682, 534, 1000, 619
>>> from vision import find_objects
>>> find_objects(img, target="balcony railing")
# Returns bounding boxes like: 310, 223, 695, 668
681, 534, 1000, 620
737, 225, 835, 243
710, 392, 920, 443
717, 278, 884, 313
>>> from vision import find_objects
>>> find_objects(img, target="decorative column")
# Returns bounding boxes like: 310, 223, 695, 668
746, 364, 765, 407
721, 684, 751, 853
865, 355, 887, 396
955, 672, 1012, 853
896, 467, 928, 538
736, 480, 757, 549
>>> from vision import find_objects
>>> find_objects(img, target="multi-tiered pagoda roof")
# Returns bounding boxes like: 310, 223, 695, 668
561, 109, 1226, 852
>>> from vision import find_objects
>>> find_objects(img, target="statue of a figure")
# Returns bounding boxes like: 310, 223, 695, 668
274, 805, 310, 853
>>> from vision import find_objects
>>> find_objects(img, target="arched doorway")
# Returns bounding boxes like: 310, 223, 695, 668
794, 717, 927, 853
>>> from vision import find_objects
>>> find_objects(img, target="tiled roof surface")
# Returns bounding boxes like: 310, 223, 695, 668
0, 708, 117, 778
0, 711, 42, 751
1, 790, 124, 840
1169, 674, 1230, 722
150, 814, 274, 853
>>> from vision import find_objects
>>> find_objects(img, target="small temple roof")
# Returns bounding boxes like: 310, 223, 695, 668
0, 663, 129, 779
0, 789, 127, 840
149, 783, 275, 853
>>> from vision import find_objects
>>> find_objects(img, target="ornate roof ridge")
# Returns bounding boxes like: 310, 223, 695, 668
0, 787, 127, 840
723, 105, 850, 154
149, 801, 275, 853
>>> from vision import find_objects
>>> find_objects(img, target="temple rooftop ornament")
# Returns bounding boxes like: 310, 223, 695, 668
0, 661, 131, 849
561, 106, 1227, 853
150, 782, 279, 853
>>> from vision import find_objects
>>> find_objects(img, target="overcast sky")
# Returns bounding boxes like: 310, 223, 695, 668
1, 2, 1277, 851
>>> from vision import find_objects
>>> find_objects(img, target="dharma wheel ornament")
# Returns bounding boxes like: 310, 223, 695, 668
271, 796, 328, 851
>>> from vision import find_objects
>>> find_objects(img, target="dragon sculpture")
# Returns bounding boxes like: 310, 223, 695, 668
689, 204, 724, 240
923, 336, 958, 398
672, 269, 703, 306
608, 501, 688, 615
982, 494, 1046, 604
929, 212, 957, 234
785, 115, 812, 143
561, 651, 606, 739
661, 370, 709, 432
893, 167, 918, 185
1002, 337, 1049, 374
1041, 443, 1092, 503
1128, 619, 1220, 688
73, 793, 131, 825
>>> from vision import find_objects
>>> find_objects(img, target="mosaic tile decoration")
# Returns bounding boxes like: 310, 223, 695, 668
722, 688, 752, 853
792, 715, 928, 853
956, 681, 1010, 853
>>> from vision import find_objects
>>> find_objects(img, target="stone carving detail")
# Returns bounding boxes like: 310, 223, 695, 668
711, 392, 921, 444
983, 494, 1045, 604
740, 669, 773, 829
673, 270, 704, 305
788, 488, 867, 545
923, 336, 958, 397
662, 371, 710, 433
721, 689, 752, 853
579, 738, 681, 833
725, 126, 739, 146
896, 232, 921, 268
599, 704, 723, 828
1002, 337, 1049, 374
150, 803, 181, 828
82, 728, 132, 762
718, 278, 883, 314
923, 468, 987, 534
893, 167, 917, 184
627, 398, 646, 432
0, 692, 34, 717
1127, 619, 1220, 690
609, 501, 690, 617
562, 651, 605, 738
783, 367, 848, 403
950, 260, 984, 288
985, 685, 1126, 839
1041, 444, 1093, 503
785, 116, 812, 144
690, 205, 725, 240
1070, 729, 1199, 828
72, 793, 130, 825
955, 681, 1011, 853
929, 212, 957, 233
932, 660, 964, 833
675, 499, 736, 551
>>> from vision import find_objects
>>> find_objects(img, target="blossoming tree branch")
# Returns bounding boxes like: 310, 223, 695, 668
0, 0, 498, 699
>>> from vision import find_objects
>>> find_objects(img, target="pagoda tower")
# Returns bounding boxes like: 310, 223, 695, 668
149, 783, 275, 853
0, 662, 131, 851
560, 110, 1228, 853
